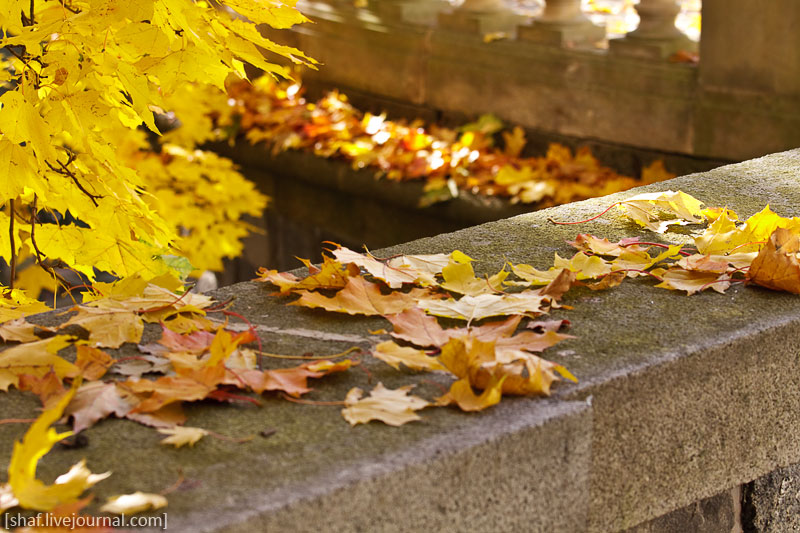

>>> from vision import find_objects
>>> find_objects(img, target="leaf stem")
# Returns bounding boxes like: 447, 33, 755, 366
256, 346, 361, 360
279, 393, 345, 406
548, 202, 621, 225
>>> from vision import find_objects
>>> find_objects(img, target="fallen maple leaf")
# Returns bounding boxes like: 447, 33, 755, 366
158, 426, 209, 448
291, 277, 419, 316
511, 252, 612, 285
18, 370, 65, 409
75, 346, 115, 381
372, 341, 445, 372
254, 255, 358, 294
60, 307, 143, 349
0, 336, 77, 388
387, 308, 569, 353
331, 246, 432, 288
417, 291, 548, 321
654, 268, 731, 295
439, 260, 508, 296
436, 376, 504, 412
748, 228, 800, 294
617, 190, 706, 233
341, 383, 430, 426
0, 318, 48, 343
64, 382, 133, 433
100, 492, 167, 514
5, 381, 110, 511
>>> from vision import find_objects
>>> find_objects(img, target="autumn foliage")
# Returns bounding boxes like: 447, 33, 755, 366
0, 0, 312, 306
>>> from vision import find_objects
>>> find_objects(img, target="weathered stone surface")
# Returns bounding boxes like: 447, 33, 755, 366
743, 463, 800, 532
5, 150, 800, 531
625, 488, 738, 533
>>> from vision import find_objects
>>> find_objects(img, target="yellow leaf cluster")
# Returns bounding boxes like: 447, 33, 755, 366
0, 0, 312, 296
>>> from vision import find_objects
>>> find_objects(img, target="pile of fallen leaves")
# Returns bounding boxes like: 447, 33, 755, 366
4, 188, 800, 525
213, 76, 676, 206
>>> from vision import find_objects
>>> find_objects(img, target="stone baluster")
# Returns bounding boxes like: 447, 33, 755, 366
519, 0, 605, 46
610, 0, 697, 59
373, 0, 451, 26
438, 0, 527, 37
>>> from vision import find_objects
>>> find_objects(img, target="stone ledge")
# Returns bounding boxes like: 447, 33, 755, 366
3, 150, 800, 531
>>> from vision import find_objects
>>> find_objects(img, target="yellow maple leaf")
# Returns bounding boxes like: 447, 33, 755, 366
341, 383, 430, 426
157, 426, 209, 448
6, 380, 110, 511
617, 190, 705, 233
439, 261, 508, 296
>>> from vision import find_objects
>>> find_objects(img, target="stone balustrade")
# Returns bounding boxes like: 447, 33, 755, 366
263, 0, 800, 163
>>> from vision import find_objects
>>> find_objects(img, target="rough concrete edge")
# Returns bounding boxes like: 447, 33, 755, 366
177, 399, 590, 532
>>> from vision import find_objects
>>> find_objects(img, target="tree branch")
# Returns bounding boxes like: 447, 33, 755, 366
45, 160, 102, 206
8, 200, 16, 290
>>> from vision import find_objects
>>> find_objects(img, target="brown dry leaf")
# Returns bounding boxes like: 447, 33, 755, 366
64, 382, 133, 433
341, 383, 430, 426
569, 234, 649, 257
748, 228, 800, 294
330, 246, 435, 288
585, 271, 626, 291
254, 255, 358, 294
60, 308, 144, 349
124, 403, 187, 428
675, 254, 731, 274
291, 277, 418, 316
417, 291, 548, 321
157, 426, 209, 448
387, 308, 568, 353
18, 370, 66, 409
75, 346, 115, 381
436, 376, 504, 412
0, 318, 50, 343
539, 268, 576, 300
372, 341, 445, 371
654, 268, 731, 295
236, 359, 355, 397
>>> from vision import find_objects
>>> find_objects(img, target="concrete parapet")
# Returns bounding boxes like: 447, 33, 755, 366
4, 150, 800, 530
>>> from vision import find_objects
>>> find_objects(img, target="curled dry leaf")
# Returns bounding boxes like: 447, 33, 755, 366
748, 228, 800, 294
372, 341, 445, 372
341, 383, 430, 426
100, 492, 167, 515
254, 255, 357, 294
436, 376, 504, 412
331, 246, 433, 288
291, 277, 419, 316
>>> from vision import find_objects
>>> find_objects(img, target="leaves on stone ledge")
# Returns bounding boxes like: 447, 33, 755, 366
341, 383, 430, 426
